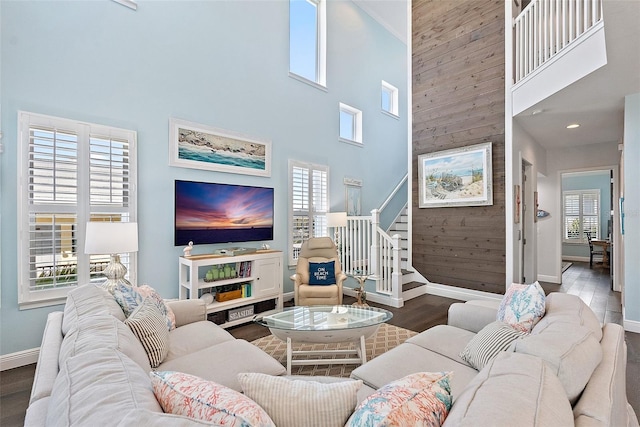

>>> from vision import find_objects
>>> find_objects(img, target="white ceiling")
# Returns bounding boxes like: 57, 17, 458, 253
356, 0, 640, 150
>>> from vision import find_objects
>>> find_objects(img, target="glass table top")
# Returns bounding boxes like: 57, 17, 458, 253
255, 305, 393, 332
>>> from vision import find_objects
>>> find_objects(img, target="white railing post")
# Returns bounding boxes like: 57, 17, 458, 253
391, 234, 402, 303
370, 209, 380, 277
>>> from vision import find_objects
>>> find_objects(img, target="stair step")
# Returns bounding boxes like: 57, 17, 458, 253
402, 281, 424, 292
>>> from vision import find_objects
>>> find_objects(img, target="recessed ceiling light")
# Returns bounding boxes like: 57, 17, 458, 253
532, 109, 544, 115
566, 123, 580, 129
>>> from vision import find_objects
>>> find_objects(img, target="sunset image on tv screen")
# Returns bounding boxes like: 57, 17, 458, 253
175, 180, 274, 246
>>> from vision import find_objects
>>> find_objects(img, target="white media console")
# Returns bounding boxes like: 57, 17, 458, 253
178, 250, 283, 328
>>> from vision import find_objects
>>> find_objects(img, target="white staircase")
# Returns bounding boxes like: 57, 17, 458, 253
386, 206, 428, 301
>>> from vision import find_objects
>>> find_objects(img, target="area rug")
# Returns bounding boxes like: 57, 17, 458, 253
251, 323, 417, 378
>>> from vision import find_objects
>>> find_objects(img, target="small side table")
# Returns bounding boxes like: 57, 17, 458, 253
348, 273, 371, 307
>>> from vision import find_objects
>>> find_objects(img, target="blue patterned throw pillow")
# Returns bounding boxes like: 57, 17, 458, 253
308, 261, 336, 286
497, 281, 546, 333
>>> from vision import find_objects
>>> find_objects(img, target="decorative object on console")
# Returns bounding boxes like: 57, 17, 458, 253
169, 118, 272, 177
183, 241, 194, 257
84, 221, 138, 291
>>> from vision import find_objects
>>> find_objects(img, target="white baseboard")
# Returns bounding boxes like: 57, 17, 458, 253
538, 274, 561, 284
624, 314, 640, 334
1, 347, 39, 371
424, 282, 502, 302
562, 256, 590, 262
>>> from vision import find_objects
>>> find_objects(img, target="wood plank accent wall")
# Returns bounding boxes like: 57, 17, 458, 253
412, 0, 506, 294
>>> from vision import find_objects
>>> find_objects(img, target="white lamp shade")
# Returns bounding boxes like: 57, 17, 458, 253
327, 212, 348, 228
85, 222, 138, 255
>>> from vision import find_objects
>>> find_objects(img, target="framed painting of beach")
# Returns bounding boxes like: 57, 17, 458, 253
418, 142, 493, 208
169, 118, 271, 177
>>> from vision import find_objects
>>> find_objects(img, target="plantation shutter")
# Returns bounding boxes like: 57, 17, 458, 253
562, 190, 600, 243
289, 160, 328, 264
18, 112, 137, 307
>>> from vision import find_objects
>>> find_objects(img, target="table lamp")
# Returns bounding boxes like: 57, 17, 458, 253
326, 212, 347, 246
85, 222, 138, 291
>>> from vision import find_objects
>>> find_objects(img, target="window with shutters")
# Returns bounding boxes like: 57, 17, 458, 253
289, 0, 326, 88
288, 160, 329, 265
563, 189, 600, 243
17, 111, 137, 308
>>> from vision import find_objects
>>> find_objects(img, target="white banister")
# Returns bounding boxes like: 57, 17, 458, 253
514, 0, 602, 83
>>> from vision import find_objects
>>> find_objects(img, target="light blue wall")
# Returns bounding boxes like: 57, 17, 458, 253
623, 93, 640, 324
561, 171, 611, 258
0, 1, 408, 355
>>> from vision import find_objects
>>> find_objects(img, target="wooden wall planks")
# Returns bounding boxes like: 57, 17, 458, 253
412, 0, 506, 294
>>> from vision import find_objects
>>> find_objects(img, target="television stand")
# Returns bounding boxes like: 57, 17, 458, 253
178, 250, 283, 328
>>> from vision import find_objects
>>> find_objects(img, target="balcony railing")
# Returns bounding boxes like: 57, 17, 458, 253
514, 0, 603, 83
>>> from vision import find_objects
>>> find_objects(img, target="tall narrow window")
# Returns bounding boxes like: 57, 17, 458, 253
339, 102, 362, 144
381, 80, 399, 116
289, 0, 326, 87
563, 189, 600, 242
18, 112, 137, 307
289, 160, 328, 264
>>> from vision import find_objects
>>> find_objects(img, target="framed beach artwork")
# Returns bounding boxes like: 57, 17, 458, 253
169, 118, 272, 177
418, 142, 493, 208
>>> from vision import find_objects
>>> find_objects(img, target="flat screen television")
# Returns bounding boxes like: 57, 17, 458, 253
175, 180, 274, 246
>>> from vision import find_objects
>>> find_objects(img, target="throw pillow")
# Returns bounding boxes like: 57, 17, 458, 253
308, 261, 336, 285
238, 373, 361, 427
496, 281, 546, 333
346, 371, 452, 427
125, 297, 169, 368
137, 284, 176, 330
151, 371, 275, 427
109, 283, 175, 331
459, 321, 527, 370
110, 283, 144, 317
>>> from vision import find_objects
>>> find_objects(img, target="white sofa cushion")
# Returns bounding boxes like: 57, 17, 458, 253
125, 297, 170, 368
444, 352, 574, 426
60, 313, 151, 372
62, 284, 125, 334
46, 348, 162, 426
158, 339, 286, 392
406, 324, 476, 366
533, 292, 602, 341
165, 321, 235, 362
510, 322, 603, 404
238, 373, 361, 427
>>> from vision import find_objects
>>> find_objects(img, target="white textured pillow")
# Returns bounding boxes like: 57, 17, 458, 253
460, 321, 527, 370
497, 281, 546, 333
238, 373, 362, 427
125, 297, 169, 368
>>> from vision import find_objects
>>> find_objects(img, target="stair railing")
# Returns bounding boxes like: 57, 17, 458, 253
334, 174, 407, 306
514, 0, 603, 83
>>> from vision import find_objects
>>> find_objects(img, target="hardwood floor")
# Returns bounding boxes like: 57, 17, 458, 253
1, 262, 636, 426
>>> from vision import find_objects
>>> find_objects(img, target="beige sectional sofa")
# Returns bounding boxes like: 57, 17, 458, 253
351, 292, 639, 426
24, 284, 286, 426
25, 283, 639, 426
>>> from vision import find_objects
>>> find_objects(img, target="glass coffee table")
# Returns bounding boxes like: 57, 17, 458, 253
256, 305, 393, 374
